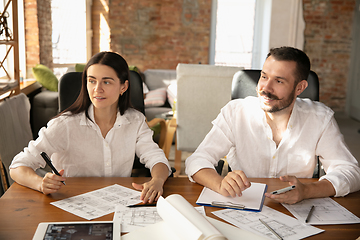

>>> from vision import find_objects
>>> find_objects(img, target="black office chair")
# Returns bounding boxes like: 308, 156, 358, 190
58, 70, 175, 177
59, 71, 145, 114
216, 70, 322, 178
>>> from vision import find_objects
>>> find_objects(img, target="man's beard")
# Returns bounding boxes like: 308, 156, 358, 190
257, 87, 296, 113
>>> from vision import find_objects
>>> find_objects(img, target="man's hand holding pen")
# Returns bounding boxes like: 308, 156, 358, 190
265, 175, 305, 204
40, 169, 66, 195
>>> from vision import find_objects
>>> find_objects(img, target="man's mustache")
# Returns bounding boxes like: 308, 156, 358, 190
258, 90, 280, 100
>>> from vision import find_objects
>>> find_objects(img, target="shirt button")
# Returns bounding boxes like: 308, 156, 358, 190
272, 155, 276, 159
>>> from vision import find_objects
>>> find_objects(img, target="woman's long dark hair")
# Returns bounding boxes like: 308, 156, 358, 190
65, 51, 132, 120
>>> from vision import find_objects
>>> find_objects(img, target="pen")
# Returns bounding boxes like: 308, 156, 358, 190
127, 203, 157, 208
259, 218, 283, 240
40, 152, 66, 185
305, 205, 315, 223
271, 185, 295, 195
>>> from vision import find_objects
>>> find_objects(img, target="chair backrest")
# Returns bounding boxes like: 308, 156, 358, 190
176, 64, 244, 152
58, 70, 145, 113
0, 93, 33, 194
58, 70, 149, 176
231, 69, 319, 101
58, 72, 83, 112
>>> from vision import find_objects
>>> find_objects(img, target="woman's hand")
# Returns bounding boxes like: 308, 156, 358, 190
40, 169, 66, 195
132, 177, 165, 203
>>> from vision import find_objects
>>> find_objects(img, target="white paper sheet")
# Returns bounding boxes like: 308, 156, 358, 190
113, 205, 206, 233
213, 206, 324, 240
51, 184, 142, 220
282, 197, 360, 225
196, 182, 267, 211
122, 216, 267, 240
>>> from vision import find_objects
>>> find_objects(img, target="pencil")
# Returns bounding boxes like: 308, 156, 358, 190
259, 218, 283, 240
305, 205, 315, 223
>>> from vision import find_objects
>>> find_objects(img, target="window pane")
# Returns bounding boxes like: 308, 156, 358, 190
51, 0, 86, 64
215, 0, 256, 68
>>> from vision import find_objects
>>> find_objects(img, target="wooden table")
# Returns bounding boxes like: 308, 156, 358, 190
0, 177, 359, 239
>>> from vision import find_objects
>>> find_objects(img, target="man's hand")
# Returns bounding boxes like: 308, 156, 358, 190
132, 177, 165, 203
218, 170, 251, 197
40, 169, 66, 195
265, 175, 305, 204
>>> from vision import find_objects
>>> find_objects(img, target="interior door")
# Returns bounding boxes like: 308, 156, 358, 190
348, 0, 360, 121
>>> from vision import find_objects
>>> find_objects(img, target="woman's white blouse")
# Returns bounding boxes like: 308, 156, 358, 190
10, 106, 171, 177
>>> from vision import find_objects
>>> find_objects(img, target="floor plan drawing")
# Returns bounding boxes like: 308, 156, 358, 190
113, 205, 206, 233
212, 206, 324, 240
282, 197, 360, 225
51, 184, 142, 220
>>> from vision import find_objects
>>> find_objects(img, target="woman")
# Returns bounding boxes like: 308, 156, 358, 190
10, 52, 171, 203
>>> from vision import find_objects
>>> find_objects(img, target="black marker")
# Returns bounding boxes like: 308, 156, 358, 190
127, 203, 157, 208
40, 152, 66, 185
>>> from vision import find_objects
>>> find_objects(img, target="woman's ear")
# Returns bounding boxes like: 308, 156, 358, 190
295, 79, 308, 96
121, 80, 129, 95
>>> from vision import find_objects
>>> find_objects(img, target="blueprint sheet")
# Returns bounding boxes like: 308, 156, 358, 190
51, 184, 142, 220
282, 197, 360, 225
113, 205, 206, 233
212, 206, 324, 240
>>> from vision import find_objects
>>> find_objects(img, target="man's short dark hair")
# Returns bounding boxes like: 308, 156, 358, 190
267, 46, 311, 84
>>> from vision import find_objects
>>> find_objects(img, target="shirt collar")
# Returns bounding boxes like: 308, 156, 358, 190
80, 104, 131, 127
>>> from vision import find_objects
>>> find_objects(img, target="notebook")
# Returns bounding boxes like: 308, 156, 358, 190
196, 182, 267, 212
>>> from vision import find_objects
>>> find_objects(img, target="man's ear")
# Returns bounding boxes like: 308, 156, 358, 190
295, 79, 308, 96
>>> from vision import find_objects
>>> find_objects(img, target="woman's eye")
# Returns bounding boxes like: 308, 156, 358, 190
88, 79, 95, 84
104, 81, 110, 85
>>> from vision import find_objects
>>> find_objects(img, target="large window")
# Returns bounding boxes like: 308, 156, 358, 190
210, 0, 272, 69
213, 0, 256, 68
51, 0, 91, 77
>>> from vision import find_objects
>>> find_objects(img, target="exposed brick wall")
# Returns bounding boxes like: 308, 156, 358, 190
24, 0, 52, 78
101, 0, 212, 71
36, 0, 52, 68
23, 0, 355, 111
303, 0, 356, 111
24, 0, 39, 77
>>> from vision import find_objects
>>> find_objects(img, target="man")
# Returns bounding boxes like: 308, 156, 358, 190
185, 46, 360, 204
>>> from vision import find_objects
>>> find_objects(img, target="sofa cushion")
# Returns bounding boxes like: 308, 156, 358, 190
75, 63, 86, 72
32, 64, 58, 92
144, 87, 167, 107
143, 69, 176, 90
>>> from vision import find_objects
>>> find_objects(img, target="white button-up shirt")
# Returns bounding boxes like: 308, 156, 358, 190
185, 97, 360, 197
10, 105, 171, 177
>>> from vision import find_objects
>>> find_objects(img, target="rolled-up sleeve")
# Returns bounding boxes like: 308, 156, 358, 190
185, 104, 235, 182
317, 117, 360, 197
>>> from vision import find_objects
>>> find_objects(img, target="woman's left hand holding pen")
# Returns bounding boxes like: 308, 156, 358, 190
40, 169, 66, 195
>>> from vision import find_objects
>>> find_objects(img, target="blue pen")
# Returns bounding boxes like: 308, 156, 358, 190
40, 152, 66, 185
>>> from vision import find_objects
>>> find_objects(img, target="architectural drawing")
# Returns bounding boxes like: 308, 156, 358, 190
282, 197, 360, 225
213, 206, 324, 240
114, 205, 206, 233
51, 184, 142, 220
